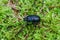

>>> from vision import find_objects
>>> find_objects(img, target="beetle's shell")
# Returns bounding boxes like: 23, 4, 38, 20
24, 15, 40, 23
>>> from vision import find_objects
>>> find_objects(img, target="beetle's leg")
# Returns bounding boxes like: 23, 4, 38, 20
37, 22, 41, 29
25, 22, 30, 26
34, 22, 40, 29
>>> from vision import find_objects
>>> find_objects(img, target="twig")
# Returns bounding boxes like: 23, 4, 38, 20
24, 33, 29, 40
24, 25, 36, 40
40, 0, 45, 13
15, 25, 25, 37
49, 5, 60, 9
7, 0, 22, 21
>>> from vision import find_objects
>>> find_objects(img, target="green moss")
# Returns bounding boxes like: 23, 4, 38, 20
0, 0, 60, 40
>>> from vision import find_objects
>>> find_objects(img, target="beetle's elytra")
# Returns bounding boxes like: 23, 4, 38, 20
24, 15, 40, 24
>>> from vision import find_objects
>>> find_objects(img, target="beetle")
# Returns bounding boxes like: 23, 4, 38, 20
15, 15, 41, 36
24, 15, 41, 26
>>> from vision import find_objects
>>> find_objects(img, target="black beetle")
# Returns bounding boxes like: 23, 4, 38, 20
15, 15, 41, 36
24, 15, 41, 25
